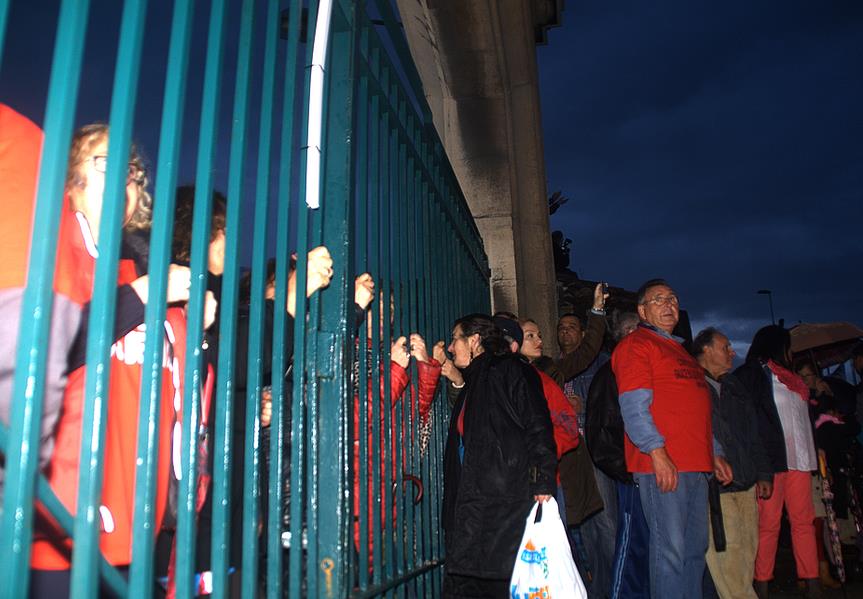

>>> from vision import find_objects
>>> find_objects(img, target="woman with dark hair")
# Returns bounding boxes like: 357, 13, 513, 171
734, 325, 820, 598
442, 313, 557, 597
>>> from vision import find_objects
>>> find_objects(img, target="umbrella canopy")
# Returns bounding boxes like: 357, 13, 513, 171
790, 322, 863, 368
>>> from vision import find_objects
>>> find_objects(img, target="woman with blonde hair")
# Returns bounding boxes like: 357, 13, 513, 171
30, 124, 196, 596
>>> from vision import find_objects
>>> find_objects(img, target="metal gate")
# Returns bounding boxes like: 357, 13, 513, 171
0, 0, 490, 597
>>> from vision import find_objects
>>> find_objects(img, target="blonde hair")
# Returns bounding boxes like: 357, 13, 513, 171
65, 123, 152, 231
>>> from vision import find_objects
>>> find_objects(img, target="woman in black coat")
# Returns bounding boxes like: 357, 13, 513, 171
442, 313, 557, 598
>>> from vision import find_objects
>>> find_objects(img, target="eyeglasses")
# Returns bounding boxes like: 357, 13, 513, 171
642, 295, 679, 307
85, 155, 146, 185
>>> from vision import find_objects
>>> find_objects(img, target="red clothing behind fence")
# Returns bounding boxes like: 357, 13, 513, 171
31, 209, 179, 569
612, 326, 713, 474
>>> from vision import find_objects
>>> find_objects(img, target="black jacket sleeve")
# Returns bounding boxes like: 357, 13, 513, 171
66, 284, 146, 373
512, 360, 558, 496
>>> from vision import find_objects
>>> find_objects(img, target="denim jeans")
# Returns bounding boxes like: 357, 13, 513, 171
610, 481, 650, 599
580, 466, 618, 598
635, 472, 708, 599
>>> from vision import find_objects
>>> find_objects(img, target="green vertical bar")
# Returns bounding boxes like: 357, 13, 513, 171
367, 52, 384, 586
70, 1, 148, 596
128, 1, 194, 598
267, 0, 304, 596
288, 0, 320, 591
0, 0, 9, 67
380, 99, 394, 587
314, 2, 356, 594
214, 2, 255, 598
354, 24, 371, 587
0, 2, 91, 595
241, 0, 279, 592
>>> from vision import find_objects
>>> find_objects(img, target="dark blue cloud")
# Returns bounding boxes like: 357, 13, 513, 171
539, 1, 863, 341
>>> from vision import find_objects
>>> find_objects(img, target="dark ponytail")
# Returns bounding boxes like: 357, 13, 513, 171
454, 313, 510, 357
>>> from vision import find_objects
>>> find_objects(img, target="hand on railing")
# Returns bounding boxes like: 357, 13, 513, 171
409, 333, 428, 363
354, 272, 375, 310
391, 336, 409, 369
306, 246, 334, 296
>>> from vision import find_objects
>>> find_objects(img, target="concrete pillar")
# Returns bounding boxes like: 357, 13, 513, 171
396, 0, 562, 351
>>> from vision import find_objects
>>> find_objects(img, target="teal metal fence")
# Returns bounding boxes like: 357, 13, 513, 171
0, 0, 489, 597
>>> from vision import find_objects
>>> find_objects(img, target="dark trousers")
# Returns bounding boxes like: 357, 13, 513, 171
610, 480, 651, 599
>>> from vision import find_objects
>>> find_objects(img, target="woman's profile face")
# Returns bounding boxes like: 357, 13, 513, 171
520, 321, 543, 360
72, 135, 140, 238
448, 325, 473, 369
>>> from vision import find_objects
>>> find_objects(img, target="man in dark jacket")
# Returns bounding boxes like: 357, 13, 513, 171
693, 328, 773, 599
585, 312, 649, 599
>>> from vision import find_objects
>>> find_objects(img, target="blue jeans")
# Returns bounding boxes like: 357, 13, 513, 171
610, 481, 650, 599
635, 472, 708, 599
580, 466, 617, 598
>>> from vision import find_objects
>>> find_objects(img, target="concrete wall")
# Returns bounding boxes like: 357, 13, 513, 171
396, 0, 561, 351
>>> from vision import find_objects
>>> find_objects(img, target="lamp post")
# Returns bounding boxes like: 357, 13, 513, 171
757, 289, 775, 325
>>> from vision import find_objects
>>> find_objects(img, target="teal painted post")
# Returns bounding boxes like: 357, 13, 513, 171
174, 0, 229, 595
287, 1, 321, 592
367, 46, 385, 586
314, 2, 357, 593
70, 2, 148, 596
128, 2, 194, 597
266, 0, 304, 596
0, 0, 8, 67
240, 0, 280, 593
354, 20, 371, 587
0, 2, 91, 595
213, 1, 256, 597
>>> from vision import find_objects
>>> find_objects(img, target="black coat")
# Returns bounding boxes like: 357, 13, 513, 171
709, 373, 774, 492
443, 352, 557, 579
733, 361, 788, 475
584, 362, 631, 484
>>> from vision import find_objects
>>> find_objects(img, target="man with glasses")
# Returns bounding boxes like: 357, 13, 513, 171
611, 279, 729, 599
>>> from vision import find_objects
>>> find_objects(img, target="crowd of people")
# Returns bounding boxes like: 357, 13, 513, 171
3, 101, 863, 599
441, 278, 863, 599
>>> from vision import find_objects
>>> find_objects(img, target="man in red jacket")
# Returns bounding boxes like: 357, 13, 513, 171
612, 279, 732, 599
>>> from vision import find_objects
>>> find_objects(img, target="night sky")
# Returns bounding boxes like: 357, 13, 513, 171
538, 2, 863, 355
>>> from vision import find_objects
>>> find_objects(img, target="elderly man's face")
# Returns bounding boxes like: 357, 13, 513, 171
637, 284, 680, 334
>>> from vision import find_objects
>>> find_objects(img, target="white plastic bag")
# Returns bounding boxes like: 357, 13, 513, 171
509, 497, 587, 599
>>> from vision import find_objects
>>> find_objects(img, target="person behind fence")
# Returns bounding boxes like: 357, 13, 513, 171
584, 311, 649, 599
0, 103, 78, 502
166, 184, 335, 594
692, 327, 773, 599
441, 313, 557, 598
28, 124, 202, 596
612, 279, 732, 599
351, 278, 442, 574
733, 325, 820, 599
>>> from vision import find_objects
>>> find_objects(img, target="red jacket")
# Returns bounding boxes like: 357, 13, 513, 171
31, 208, 180, 569
352, 356, 441, 559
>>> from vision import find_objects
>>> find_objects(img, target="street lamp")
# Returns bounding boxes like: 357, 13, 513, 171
757, 289, 775, 325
